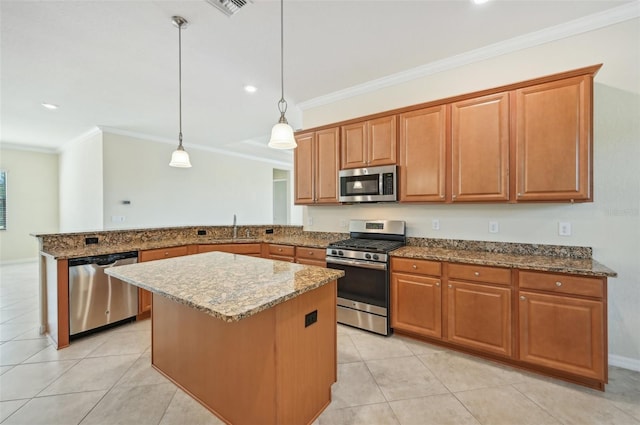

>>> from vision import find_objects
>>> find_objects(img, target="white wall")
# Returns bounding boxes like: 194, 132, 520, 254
302, 19, 640, 367
0, 148, 59, 263
101, 132, 275, 228
58, 131, 103, 232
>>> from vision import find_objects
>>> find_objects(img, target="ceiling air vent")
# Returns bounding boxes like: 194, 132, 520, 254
205, 0, 251, 17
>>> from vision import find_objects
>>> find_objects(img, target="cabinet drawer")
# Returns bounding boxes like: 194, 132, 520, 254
296, 247, 325, 261
268, 244, 295, 257
199, 243, 261, 255
139, 245, 189, 262
391, 257, 441, 276
448, 263, 511, 286
519, 271, 603, 298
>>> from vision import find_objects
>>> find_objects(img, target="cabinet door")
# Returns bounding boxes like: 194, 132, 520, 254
514, 75, 592, 201
447, 281, 512, 357
139, 246, 189, 262
341, 122, 368, 169
368, 115, 397, 167
452, 92, 509, 202
315, 127, 340, 204
296, 247, 327, 267
399, 106, 448, 202
519, 291, 604, 380
294, 132, 315, 204
391, 273, 442, 338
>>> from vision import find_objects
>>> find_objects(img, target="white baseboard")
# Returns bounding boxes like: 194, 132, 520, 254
609, 354, 640, 372
0, 258, 38, 266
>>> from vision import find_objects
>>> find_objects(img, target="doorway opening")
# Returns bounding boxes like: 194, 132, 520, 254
273, 169, 290, 224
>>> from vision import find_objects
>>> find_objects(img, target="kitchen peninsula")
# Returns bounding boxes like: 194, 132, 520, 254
106, 251, 343, 425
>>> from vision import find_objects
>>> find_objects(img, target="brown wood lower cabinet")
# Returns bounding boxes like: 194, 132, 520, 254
447, 280, 512, 357
295, 247, 326, 267
391, 259, 608, 390
198, 243, 262, 257
138, 246, 191, 317
518, 270, 606, 383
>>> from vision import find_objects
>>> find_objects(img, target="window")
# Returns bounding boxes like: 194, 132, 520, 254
0, 171, 6, 230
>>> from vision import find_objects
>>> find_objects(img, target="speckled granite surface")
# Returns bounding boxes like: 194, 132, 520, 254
35, 225, 616, 278
392, 247, 616, 277
105, 252, 344, 322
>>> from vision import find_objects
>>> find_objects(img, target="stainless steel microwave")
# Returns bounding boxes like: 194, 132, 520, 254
339, 165, 397, 203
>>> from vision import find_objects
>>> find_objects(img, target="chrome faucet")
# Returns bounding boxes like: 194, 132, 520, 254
232, 214, 237, 239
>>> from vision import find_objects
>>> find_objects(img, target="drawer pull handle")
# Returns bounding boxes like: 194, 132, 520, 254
309, 251, 313, 255
436, 282, 440, 287
412, 264, 417, 269
164, 252, 169, 256
278, 248, 283, 252
474, 272, 480, 276
520, 296, 526, 301
448, 284, 453, 288
555, 281, 563, 287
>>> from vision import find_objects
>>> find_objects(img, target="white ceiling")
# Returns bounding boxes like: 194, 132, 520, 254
0, 0, 636, 164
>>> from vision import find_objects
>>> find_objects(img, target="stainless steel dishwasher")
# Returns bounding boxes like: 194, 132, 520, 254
68, 251, 138, 336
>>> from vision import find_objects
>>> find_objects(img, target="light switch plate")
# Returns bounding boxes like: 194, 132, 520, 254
489, 221, 499, 233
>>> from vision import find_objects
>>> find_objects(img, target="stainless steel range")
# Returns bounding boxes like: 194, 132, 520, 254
326, 220, 406, 335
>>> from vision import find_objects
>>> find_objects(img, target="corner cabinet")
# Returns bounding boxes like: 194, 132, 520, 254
398, 106, 448, 202
294, 127, 340, 205
341, 116, 397, 169
514, 75, 593, 202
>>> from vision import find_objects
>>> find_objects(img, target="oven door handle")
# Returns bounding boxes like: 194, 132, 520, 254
326, 256, 388, 271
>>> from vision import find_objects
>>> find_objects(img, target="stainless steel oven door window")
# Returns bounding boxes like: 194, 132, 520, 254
326, 259, 388, 309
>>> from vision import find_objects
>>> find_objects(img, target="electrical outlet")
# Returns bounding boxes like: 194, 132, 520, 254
111, 215, 125, 223
489, 221, 499, 233
307, 216, 313, 226
432, 219, 440, 230
559, 222, 572, 236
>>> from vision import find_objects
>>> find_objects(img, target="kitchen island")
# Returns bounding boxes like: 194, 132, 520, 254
106, 251, 344, 425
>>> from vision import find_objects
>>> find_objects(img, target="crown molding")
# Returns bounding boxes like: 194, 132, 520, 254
298, 2, 640, 110
97, 126, 293, 168
57, 127, 103, 153
0, 142, 58, 154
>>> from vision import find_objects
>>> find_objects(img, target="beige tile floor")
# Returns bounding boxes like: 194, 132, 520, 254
1, 261, 639, 425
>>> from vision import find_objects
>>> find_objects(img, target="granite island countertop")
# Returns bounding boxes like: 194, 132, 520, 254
105, 251, 344, 322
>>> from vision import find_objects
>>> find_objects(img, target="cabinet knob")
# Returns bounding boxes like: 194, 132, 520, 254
448, 284, 453, 289
309, 251, 313, 255
436, 282, 440, 287
555, 281, 563, 287
452, 194, 457, 199
412, 264, 417, 269
517, 192, 522, 197
164, 252, 169, 256
520, 295, 526, 301
474, 271, 480, 276
278, 248, 283, 252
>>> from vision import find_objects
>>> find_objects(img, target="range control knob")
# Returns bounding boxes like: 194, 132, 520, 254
365, 253, 372, 260
331, 249, 337, 255
373, 254, 379, 261
338, 251, 344, 256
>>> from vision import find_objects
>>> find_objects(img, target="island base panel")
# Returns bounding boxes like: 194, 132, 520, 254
151, 280, 337, 425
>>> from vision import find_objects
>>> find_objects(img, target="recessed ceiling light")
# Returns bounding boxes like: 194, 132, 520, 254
244, 85, 257, 93
41, 102, 59, 110
472, 0, 490, 4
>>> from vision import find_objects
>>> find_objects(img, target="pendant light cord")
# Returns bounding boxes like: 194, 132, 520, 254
178, 22, 183, 147
278, 0, 287, 116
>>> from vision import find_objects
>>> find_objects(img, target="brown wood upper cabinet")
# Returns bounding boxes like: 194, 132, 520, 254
341, 116, 397, 169
514, 75, 592, 202
294, 127, 340, 205
451, 92, 510, 202
398, 105, 448, 202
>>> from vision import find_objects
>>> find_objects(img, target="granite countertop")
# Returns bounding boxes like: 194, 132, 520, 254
391, 246, 617, 277
105, 251, 344, 322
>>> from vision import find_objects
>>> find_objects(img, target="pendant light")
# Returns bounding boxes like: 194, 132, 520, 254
268, 0, 297, 149
169, 16, 192, 168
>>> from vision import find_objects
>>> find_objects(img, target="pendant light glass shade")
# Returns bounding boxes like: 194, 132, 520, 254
268, 0, 296, 150
169, 16, 192, 168
169, 145, 192, 167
